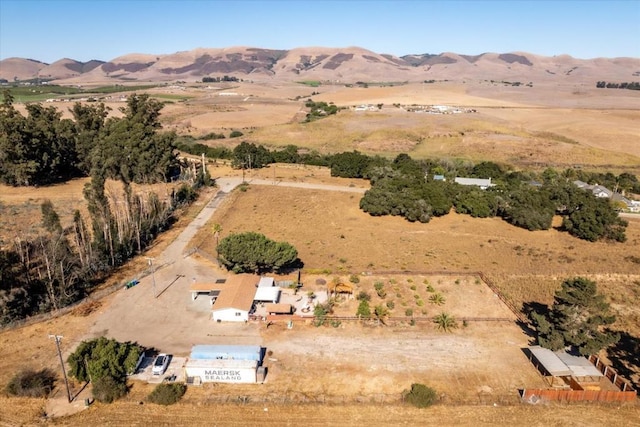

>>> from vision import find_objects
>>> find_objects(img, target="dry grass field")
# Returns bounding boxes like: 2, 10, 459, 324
1, 81, 639, 424
156, 81, 640, 173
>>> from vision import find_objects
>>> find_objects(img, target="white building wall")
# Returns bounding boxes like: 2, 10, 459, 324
185, 360, 257, 383
212, 308, 249, 322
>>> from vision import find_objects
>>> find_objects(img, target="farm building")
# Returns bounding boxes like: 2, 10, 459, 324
454, 177, 495, 189
254, 276, 281, 303
184, 345, 265, 384
265, 303, 293, 315
210, 274, 259, 322
526, 346, 603, 389
189, 274, 282, 322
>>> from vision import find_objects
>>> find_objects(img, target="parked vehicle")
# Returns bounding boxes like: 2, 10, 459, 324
152, 353, 170, 375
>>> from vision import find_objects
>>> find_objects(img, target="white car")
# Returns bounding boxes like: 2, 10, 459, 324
152, 353, 170, 375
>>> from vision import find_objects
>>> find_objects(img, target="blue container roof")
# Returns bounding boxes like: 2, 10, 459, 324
190, 345, 262, 361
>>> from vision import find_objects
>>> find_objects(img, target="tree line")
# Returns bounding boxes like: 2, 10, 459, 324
177, 141, 635, 242
595, 81, 640, 90
0, 92, 208, 325
355, 153, 629, 242
0, 90, 179, 186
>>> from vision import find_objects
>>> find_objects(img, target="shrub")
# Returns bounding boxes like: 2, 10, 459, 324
5, 368, 56, 398
404, 383, 438, 408
357, 291, 371, 301
92, 375, 128, 403
173, 183, 198, 206
386, 300, 395, 310
349, 274, 360, 284
405, 308, 413, 317
229, 130, 244, 138
148, 382, 187, 405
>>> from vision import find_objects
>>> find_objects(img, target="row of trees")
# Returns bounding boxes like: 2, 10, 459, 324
595, 81, 640, 90
0, 94, 206, 325
177, 142, 633, 243
354, 154, 628, 242
178, 140, 640, 196
0, 90, 179, 186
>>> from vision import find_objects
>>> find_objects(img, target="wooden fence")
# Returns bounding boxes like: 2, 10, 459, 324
521, 388, 637, 403
258, 314, 512, 323
589, 355, 637, 394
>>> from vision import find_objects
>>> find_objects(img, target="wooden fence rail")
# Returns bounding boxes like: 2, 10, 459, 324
589, 355, 637, 394
522, 388, 637, 403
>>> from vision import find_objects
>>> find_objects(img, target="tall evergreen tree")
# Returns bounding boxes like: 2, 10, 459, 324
530, 277, 619, 355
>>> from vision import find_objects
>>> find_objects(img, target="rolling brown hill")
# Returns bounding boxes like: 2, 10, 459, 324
1, 46, 639, 83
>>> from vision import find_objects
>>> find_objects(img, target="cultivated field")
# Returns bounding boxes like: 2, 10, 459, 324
1, 81, 639, 424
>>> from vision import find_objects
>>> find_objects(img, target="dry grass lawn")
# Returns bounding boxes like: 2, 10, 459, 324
202, 182, 640, 333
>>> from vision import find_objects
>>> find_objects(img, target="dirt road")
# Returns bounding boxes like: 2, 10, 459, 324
85, 177, 368, 353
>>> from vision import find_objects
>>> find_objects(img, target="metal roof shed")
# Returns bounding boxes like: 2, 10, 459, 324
528, 346, 572, 376
556, 352, 603, 380
258, 277, 275, 287
528, 346, 604, 388
190, 345, 262, 362
254, 286, 280, 303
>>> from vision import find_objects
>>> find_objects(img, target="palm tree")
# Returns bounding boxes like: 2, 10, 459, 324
429, 293, 446, 306
212, 223, 222, 265
433, 312, 458, 332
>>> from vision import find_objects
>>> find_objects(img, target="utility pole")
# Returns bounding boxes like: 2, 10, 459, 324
48, 334, 72, 403
146, 257, 157, 298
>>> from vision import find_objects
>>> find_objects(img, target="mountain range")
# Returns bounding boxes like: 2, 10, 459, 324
1, 46, 639, 83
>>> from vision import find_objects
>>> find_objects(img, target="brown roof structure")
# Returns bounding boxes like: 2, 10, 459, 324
212, 274, 259, 312
265, 303, 292, 314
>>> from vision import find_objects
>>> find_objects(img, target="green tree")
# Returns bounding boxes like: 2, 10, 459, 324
70, 102, 109, 175
231, 141, 273, 169
67, 337, 142, 383
217, 232, 298, 273
356, 299, 371, 318
562, 197, 627, 242
98, 94, 177, 184
330, 151, 371, 178
530, 277, 619, 355
0, 91, 79, 185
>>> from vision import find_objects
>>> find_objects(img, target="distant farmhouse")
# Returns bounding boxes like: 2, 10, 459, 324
454, 177, 495, 190
574, 180, 640, 212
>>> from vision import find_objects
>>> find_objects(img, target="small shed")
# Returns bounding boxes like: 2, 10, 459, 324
265, 303, 293, 315
254, 286, 280, 303
527, 346, 603, 389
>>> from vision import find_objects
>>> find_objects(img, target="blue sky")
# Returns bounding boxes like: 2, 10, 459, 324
1, 0, 639, 63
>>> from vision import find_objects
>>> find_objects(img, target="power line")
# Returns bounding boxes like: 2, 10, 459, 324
48, 334, 72, 403
146, 257, 157, 298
